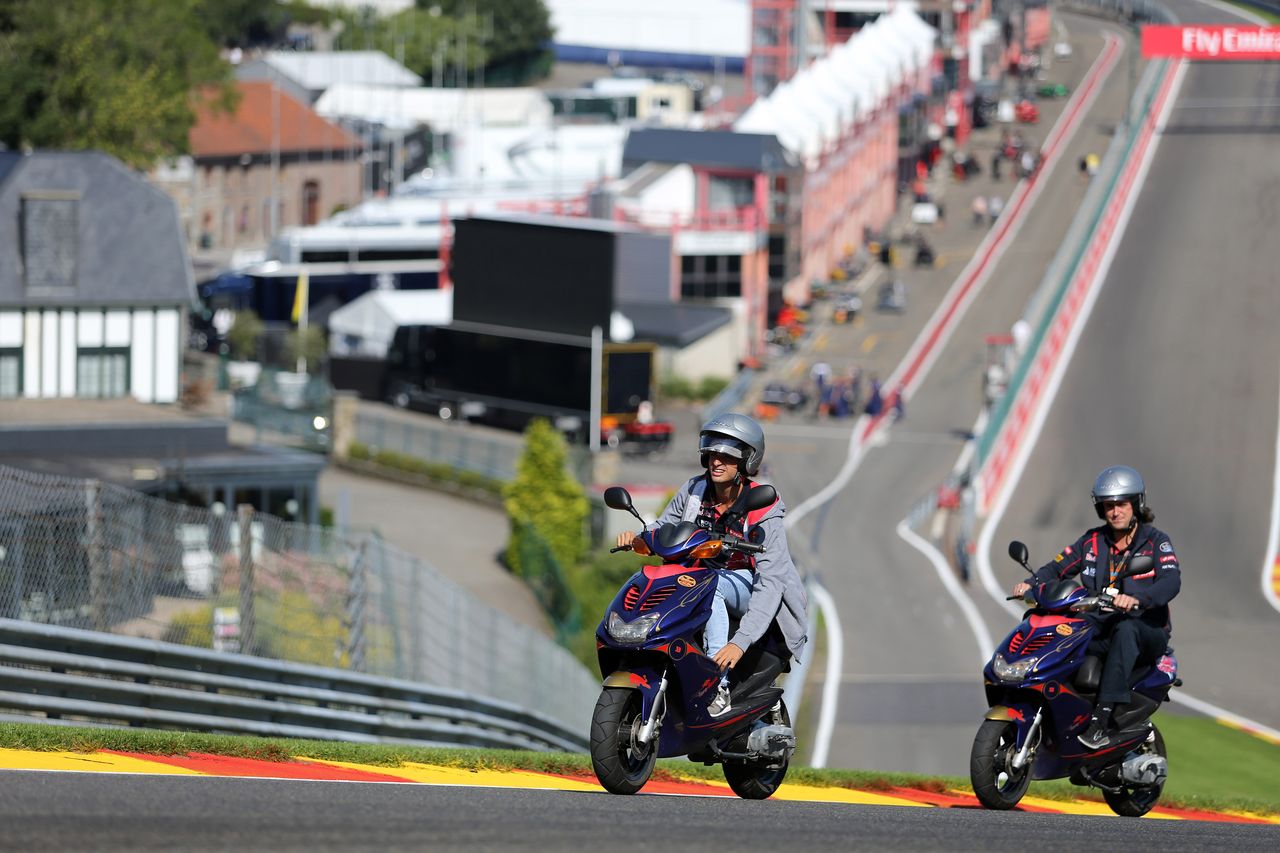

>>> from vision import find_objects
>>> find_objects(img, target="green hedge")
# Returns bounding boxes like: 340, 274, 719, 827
659, 375, 730, 402
346, 442, 505, 496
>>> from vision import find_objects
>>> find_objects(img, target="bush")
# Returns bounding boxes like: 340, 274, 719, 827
659, 375, 696, 400
226, 309, 264, 361
503, 418, 589, 578
284, 326, 327, 369
698, 376, 730, 400
344, 441, 504, 498
660, 374, 730, 402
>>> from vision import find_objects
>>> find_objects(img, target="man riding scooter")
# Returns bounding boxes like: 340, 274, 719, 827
1012, 465, 1181, 749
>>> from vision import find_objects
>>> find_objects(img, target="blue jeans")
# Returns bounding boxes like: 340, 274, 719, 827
705, 569, 753, 684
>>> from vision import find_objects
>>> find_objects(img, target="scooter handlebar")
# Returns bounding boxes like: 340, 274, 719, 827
730, 540, 765, 555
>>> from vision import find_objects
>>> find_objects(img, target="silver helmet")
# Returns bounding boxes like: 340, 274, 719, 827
698, 412, 765, 476
1091, 465, 1146, 518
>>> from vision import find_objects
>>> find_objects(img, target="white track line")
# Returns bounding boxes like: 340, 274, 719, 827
1262, 375, 1280, 616
806, 582, 844, 769
896, 520, 994, 661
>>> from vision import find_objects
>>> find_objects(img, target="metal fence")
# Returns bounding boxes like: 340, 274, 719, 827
353, 404, 595, 485
0, 464, 597, 739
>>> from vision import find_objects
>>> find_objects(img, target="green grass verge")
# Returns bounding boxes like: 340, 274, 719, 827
1227, 1, 1280, 23
3, 711, 1277, 816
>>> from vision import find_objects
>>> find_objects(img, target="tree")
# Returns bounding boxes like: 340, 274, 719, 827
226, 310, 264, 362
504, 418, 589, 577
336, 0, 553, 86
0, 0, 234, 169
424, 0, 553, 67
195, 0, 336, 49
284, 326, 327, 372
335, 6, 486, 85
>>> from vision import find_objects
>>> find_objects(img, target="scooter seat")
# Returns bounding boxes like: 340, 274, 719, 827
1074, 655, 1102, 692
1073, 654, 1164, 694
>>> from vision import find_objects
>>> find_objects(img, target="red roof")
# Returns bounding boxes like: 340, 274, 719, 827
190, 81, 361, 158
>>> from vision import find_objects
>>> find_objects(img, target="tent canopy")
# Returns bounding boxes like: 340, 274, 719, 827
328, 289, 453, 358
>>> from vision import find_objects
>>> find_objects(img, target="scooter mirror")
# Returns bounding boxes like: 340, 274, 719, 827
1116, 554, 1155, 581
744, 484, 777, 512
603, 487, 634, 511
1008, 540, 1029, 567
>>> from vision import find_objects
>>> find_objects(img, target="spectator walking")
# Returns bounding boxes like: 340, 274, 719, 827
988, 195, 1004, 224
971, 194, 989, 226
865, 376, 884, 417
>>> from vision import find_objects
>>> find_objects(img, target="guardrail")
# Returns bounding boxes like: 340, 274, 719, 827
0, 618, 587, 753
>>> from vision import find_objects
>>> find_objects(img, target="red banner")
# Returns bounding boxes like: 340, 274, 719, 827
1142, 25, 1280, 60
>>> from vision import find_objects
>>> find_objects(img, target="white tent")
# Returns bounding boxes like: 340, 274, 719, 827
316, 84, 554, 133
327, 290, 453, 358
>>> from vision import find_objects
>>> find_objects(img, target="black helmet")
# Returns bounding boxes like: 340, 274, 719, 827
698, 412, 765, 476
1091, 465, 1146, 519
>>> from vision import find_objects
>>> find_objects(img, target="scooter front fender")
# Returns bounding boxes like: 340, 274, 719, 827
984, 703, 1040, 749
603, 667, 664, 719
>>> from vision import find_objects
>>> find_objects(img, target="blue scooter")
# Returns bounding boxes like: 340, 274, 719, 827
590, 485, 796, 798
970, 540, 1181, 816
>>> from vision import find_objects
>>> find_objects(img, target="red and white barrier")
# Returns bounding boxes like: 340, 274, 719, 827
976, 60, 1188, 514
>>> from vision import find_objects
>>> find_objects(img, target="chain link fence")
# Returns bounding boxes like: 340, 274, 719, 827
0, 464, 596, 736
507, 521, 582, 646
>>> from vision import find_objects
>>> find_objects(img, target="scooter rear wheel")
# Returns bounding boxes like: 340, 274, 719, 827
590, 688, 657, 795
1102, 725, 1166, 817
970, 719, 1033, 809
722, 700, 791, 800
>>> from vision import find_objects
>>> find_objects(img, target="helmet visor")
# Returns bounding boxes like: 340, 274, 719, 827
699, 433, 750, 460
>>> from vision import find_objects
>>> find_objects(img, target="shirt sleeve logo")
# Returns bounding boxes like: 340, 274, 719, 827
1159, 541, 1173, 553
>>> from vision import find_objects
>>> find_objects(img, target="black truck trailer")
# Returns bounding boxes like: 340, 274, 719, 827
376, 323, 655, 439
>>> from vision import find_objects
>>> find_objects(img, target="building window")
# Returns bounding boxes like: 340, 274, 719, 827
0, 348, 21, 399
77, 347, 130, 398
707, 175, 754, 210
21, 193, 79, 291
679, 254, 743, 300
302, 180, 320, 226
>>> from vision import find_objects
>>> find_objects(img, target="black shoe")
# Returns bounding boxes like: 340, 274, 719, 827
1077, 717, 1112, 750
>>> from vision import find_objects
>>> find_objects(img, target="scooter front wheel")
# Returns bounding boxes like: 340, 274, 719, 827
970, 719, 1033, 809
590, 688, 657, 795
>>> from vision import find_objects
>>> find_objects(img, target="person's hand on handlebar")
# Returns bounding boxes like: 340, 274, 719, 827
1111, 592, 1140, 613
1011, 581, 1031, 597
615, 530, 638, 549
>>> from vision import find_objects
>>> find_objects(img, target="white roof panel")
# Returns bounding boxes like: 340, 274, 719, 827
263, 51, 421, 90
316, 85, 554, 132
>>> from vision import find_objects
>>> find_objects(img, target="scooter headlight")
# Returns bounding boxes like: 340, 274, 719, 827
607, 611, 661, 644
992, 653, 1040, 682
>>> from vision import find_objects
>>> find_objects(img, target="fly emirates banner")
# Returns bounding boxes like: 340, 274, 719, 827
1142, 25, 1280, 60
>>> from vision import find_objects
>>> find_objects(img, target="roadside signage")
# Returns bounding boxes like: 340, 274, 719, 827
1142, 25, 1280, 60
